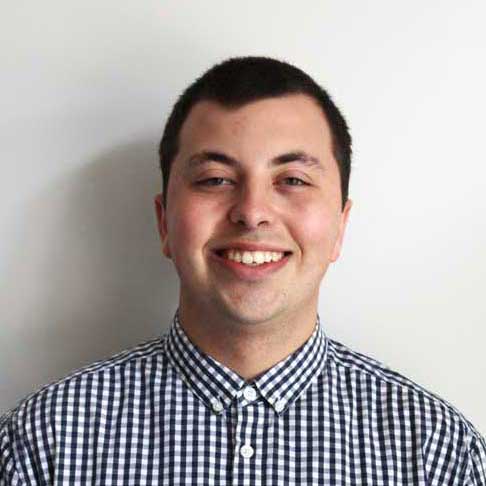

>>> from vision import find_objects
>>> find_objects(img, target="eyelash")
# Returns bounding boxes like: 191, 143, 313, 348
196, 177, 309, 187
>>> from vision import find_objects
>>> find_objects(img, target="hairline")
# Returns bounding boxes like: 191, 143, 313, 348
164, 91, 344, 207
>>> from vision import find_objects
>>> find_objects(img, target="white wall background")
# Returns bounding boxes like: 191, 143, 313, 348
1, 1, 485, 433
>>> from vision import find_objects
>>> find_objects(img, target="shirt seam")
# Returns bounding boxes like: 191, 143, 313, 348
3, 410, 27, 486
465, 431, 486, 485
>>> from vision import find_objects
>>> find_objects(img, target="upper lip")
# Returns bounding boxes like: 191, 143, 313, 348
212, 242, 292, 253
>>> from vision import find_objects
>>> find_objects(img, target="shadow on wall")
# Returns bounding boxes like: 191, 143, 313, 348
0, 140, 179, 414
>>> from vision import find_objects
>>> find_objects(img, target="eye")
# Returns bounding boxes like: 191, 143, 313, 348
281, 177, 309, 186
196, 177, 234, 186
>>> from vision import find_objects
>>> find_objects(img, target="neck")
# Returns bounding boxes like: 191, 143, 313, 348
177, 298, 319, 381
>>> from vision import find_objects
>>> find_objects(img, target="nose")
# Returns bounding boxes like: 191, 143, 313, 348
229, 178, 274, 229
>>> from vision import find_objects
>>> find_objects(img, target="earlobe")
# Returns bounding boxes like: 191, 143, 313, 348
330, 198, 352, 262
154, 194, 172, 259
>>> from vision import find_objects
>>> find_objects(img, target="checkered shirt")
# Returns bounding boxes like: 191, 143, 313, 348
1, 309, 485, 485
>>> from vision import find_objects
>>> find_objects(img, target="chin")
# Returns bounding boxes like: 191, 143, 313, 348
219, 293, 289, 326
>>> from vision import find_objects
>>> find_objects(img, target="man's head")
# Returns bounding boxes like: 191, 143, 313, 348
155, 56, 353, 327
158, 56, 352, 212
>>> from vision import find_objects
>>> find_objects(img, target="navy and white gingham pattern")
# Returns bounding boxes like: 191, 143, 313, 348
1, 309, 485, 485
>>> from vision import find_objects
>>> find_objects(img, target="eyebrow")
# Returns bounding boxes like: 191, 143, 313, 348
186, 150, 325, 172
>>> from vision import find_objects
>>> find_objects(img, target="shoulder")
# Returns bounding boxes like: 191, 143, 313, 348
325, 336, 486, 483
0, 335, 171, 483
0, 334, 169, 432
326, 336, 474, 426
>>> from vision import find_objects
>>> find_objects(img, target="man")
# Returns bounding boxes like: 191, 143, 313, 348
1, 56, 485, 485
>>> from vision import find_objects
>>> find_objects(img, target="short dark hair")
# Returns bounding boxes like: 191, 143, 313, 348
158, 56, 352, 211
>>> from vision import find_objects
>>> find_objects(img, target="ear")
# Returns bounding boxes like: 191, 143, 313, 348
154, 193, 172, 259
330, 198, 352, 262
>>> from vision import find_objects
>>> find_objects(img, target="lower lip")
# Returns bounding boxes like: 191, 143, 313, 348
210, 251, 292, 281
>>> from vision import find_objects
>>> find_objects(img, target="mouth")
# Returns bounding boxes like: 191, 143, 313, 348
210, 249, 293, 281
213, 249, 292, 265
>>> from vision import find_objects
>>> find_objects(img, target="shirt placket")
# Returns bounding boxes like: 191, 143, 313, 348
229, 384, 269, 486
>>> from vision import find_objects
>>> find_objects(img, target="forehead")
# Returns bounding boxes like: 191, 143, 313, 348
177, 94, 333, 158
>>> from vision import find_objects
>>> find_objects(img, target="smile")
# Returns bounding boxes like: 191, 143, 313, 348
211, 249, 292, 281
217, 249, 288, 266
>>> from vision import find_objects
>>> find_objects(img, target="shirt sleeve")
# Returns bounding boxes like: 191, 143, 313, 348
0, 411, 23, 486
468, 431, 486, 486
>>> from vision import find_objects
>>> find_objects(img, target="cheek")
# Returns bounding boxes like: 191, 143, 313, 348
167, 196, 215, 258
292, 202, 340, 256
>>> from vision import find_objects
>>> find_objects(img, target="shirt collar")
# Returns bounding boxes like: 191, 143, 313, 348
164, 308, 328, 416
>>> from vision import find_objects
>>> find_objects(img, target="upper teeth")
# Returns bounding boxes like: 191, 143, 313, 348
224, 250, 285, 265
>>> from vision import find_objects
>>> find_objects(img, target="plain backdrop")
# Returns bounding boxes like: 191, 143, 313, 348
1, 1, 485, 434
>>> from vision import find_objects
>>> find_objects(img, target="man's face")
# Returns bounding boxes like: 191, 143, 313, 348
155, 94, 352, 326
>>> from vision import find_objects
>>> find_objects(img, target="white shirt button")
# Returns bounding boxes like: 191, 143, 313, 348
211, 398, 223, 413
274, 398, 285, 413
240, 443, 254, 459
243, 386, 257, 402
